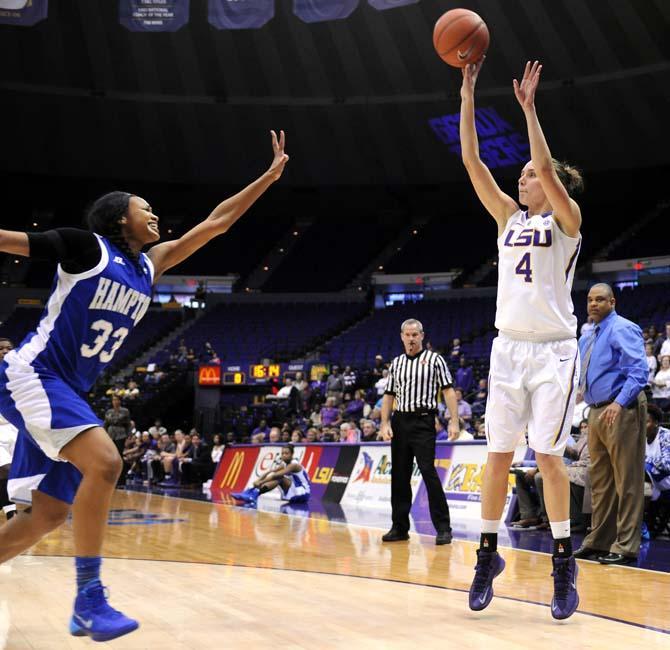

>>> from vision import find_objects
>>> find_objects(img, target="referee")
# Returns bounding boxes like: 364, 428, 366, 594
381, 319, 460, 545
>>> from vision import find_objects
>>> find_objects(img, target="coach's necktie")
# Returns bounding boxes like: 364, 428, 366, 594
578, 325, 600, 394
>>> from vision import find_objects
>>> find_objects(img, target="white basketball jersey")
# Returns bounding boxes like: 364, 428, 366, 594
495, 210, 581, 341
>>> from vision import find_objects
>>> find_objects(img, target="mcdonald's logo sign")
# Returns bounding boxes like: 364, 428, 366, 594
198, 365, 221, 386
211, 447, 259, 494
220, 452, 245, 488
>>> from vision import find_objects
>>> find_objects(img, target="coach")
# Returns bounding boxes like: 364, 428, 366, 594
574, 284, 647, 566
380, 319, 460, 545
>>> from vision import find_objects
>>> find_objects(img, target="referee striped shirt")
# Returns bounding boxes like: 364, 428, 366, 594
385, 349, 453, 412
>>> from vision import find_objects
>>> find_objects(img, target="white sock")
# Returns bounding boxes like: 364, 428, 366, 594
481, 519, 500, 534
2, 504, 16, 514
550, 520, 571, 539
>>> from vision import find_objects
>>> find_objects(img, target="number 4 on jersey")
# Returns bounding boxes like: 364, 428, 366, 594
515, 252, 532, 283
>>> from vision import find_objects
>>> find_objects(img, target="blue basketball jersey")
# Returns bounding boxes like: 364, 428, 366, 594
10, 235, 154, 392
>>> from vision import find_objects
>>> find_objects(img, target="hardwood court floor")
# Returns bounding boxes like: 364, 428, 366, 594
1, 490, 668, 649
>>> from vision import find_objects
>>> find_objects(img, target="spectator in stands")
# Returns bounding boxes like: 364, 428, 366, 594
645, 404, 670, 502
186, 348, 197, 368
125, 380, 140, 401
203, 341, 217, 361
455, 357, 474, 396
473, 419, 486, 440
471, 378, 488, 416
449, 418, 474, 442
320, 397, 341, 427
449, 338, 461, 360
180, 433, 213, 486
252, 419, 270, 440
146, 433, 175, 483
302, 428, 317, 443
343, 389, 367, 421
123, 431, 151, 481
565, 420, 592, 532
149, 418, 167, 439
372, 354, 386, 382
251, 432, 265, 444
360, 420, 379, 442
277, 377, 302, 415
340, 422, 360, 443
646, 343, 658, 387
645, 325, 658, 347
435, 418, 448, 441
290, 430, 302, 443
375, 368, 390, 397
159, 430, 190, 485
177, 339, 188, 360
445, 388, 472, 423
210, 434, 225, 464
511, 463, 548, 530
326, 366, 344, 404
280, 430, 290, 443
343, 366, 357, 392
652, 356, 670, 411
268, 428, 281, 444
294, 372, 308, 392
654, 322, 670, 359
104, 396, 131, 461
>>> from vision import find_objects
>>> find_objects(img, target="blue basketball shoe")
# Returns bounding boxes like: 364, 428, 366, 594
231, 487, 260, 503
468, 549, 506, 611
550, 556, 579, 620
70, 581, 139, 642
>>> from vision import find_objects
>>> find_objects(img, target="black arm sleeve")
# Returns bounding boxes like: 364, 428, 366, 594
27, 228, 101, 274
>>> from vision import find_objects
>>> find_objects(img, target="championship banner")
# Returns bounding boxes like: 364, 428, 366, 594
368, 0, 419, 10
293, 0, 358, 24
208, 0, 274, 30
119, 0, 189, 32
0, 0, 48, 26
211, 446, 260, 493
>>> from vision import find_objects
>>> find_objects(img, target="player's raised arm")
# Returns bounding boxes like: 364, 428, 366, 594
514, 61, 581, 238
459, 59, 519, 235
0, 230, 29, 257
147, 130, 289, 281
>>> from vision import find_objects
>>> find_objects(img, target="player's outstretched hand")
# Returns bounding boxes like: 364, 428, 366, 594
513, 60, 542, 112
460, 56, 485, 100
267, 130, 289, 182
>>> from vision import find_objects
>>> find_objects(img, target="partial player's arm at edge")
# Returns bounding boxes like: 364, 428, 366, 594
0, 230, 30, 257
523, 106, 581, 238
147, 131, 288, 282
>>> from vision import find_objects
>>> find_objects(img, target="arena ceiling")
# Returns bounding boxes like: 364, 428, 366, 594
1, 0, 669, 187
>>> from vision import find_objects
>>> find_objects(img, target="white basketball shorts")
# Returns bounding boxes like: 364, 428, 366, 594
0, 422, 17, 467
485, 334, 579, 455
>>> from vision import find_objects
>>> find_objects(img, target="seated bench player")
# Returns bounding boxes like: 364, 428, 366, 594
232, 444, 310, 507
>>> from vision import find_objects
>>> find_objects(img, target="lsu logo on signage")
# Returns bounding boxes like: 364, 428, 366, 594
220, 452, 245, 488
198, 365, 221, 386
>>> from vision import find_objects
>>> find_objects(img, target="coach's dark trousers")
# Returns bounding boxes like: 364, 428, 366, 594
390, 412, 450, 533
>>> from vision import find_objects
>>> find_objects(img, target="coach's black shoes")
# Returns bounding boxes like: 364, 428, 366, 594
572, 546, 603, 561
382, 528, 409, 542
597, 552, 637, 566
435, 530, 453, 545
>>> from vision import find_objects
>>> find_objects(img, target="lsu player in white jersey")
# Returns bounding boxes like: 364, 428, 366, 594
459, 60, 583, 620
0, 338, 18, 521
232, 444, 311, 507
0, 131, 288, 642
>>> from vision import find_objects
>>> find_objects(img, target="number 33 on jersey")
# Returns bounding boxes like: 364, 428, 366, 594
495, 210, 581, 341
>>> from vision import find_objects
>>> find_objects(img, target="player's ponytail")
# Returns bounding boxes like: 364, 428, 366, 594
86, 191, 141, 264
551, 159, 584, 197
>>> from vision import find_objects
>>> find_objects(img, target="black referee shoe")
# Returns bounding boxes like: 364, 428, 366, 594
436, 530, 453, 545
382, 528, 409, 542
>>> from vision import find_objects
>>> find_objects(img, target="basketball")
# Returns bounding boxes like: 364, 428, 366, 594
433, 8, 489, 68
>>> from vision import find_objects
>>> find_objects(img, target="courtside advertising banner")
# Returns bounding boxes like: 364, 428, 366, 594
119, 0, 189, 32
208, 0, 274, 30
0, 0, 47, 26
211, 446, 260, 494
340, 444, 422, 508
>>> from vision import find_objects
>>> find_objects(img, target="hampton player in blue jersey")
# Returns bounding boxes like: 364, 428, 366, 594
459, 61, 584, 620
0, 131, 288, 642
232, 444, 311, 507
0, 338, 17, 522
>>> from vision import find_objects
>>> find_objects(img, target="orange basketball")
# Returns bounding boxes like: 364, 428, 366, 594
433, 8, 489, 68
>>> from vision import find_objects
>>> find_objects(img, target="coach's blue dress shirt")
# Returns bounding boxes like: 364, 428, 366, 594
578, 310, 647, 407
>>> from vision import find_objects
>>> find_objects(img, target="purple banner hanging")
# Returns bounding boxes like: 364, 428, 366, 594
119, 0, 189, 32
293, 0, 359, 24
368, 0, 419, 10
208, 0, 274, 30
0, 0, 48, 26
